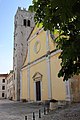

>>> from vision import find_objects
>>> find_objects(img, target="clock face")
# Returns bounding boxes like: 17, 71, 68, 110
34, 40, 41, 54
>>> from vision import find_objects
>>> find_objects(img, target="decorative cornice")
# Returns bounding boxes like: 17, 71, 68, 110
32, 72, 43, 81
21, 49, 61, 70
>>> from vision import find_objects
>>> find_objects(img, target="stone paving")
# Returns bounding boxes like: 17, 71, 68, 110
39, 103, 80, 120
0, 99, 80, 120
0, 99, 44, 120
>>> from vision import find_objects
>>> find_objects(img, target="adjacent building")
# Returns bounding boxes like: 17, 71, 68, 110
6, 70, 15, 100
0, 74, 8, 99
69, 75, 80, 102
20, 26, 70, 102
13, 7, 35, 100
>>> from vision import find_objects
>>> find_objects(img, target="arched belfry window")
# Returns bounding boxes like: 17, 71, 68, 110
32, 72, 43, 81
27, 20, 30, 27
23, 19, 26, 27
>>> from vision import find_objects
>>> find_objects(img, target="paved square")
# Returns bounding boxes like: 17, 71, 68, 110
0, 99, 44, 120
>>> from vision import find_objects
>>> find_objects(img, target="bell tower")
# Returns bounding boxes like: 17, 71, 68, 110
13, 7, 35, 100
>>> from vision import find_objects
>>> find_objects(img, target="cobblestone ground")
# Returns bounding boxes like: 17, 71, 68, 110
0, 99, 80, 120
39, 103, 80, 120
0, 99, 44, 120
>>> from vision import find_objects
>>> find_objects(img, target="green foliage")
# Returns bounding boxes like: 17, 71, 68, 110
29, 0, 80, 81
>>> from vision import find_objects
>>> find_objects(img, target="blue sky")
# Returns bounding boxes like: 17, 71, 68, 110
0, 0, 32, 74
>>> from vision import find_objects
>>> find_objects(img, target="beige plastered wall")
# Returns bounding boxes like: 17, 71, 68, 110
29, 59, 48, 101
21, 68, 28, 100
50, 53, 66, 100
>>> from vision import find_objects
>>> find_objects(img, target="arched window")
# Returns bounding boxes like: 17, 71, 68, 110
23, 19, 26, 27
27, 20, 30, 27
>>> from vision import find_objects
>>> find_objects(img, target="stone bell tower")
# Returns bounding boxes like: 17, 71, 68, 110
13, 7, 35, 100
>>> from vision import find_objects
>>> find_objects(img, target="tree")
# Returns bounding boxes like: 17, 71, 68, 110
29, 0, 80, 81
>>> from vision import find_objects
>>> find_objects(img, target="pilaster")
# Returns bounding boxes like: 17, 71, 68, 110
65, 80, 71, 101
46, 30, 52, 100
27, 42, 30, 101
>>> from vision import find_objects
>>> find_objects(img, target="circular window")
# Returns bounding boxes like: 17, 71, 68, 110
34, 40, 41, 54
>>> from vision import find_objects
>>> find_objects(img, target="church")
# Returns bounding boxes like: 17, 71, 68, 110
20, 26, 71, 102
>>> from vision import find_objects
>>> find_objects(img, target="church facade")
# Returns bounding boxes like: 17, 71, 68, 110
20, 26, 70, 102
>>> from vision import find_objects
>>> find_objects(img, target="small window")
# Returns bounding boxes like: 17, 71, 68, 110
23, 19, 26, 27
27, 20, 30, 27
2, 86, 5, 90
2, 79, 5, 83
2, 93, 4, 97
